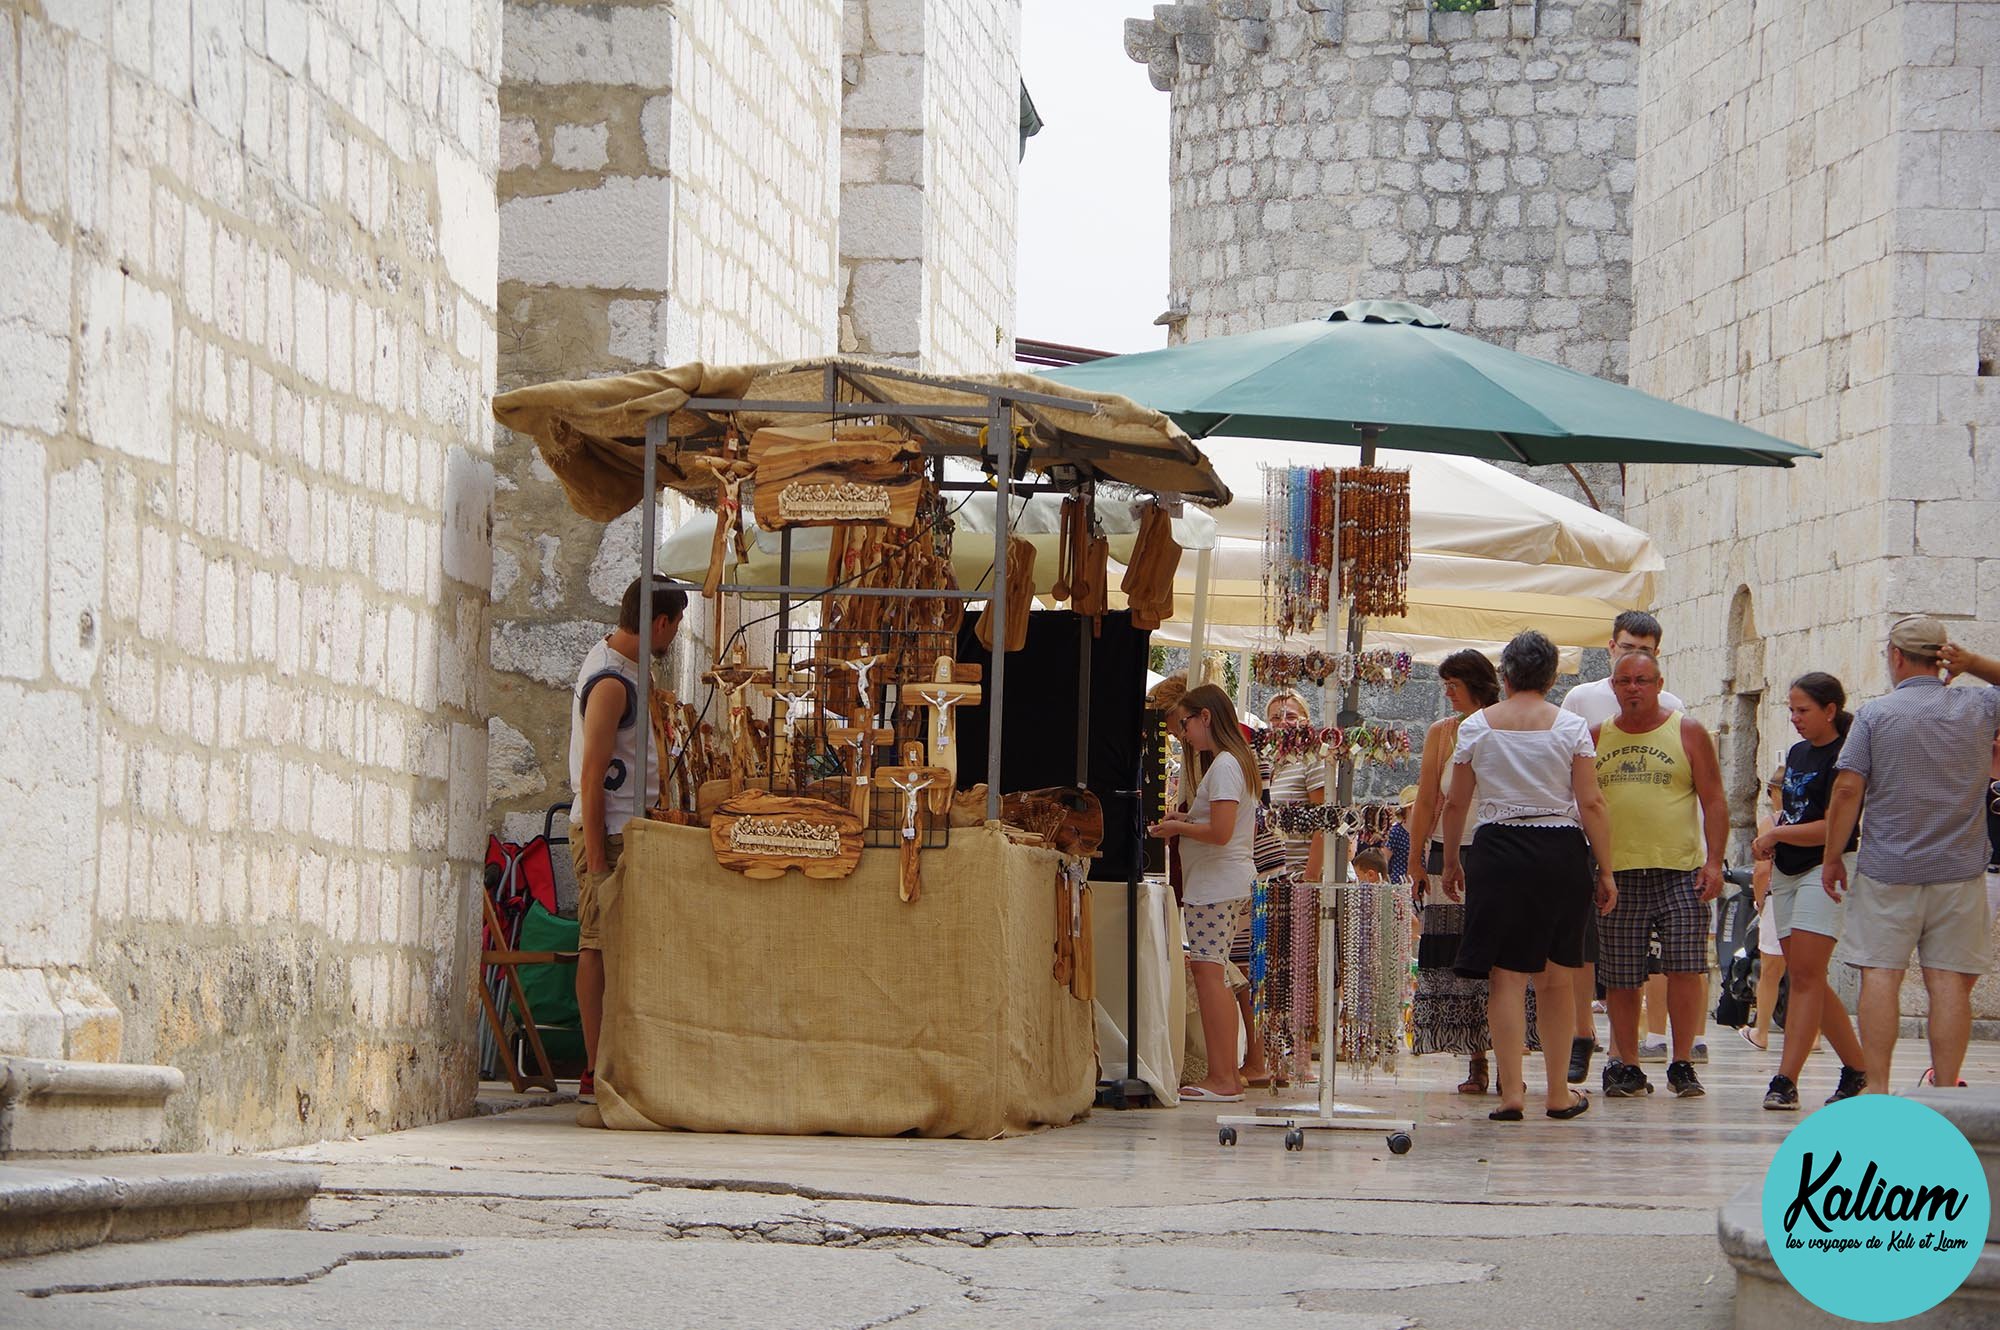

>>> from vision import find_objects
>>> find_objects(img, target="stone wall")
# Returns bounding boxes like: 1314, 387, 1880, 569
1125, 0, 1640, 512
839, 0, 1019, 371
489, 0, 844, 844
0, 0, 500, 1149
492, 0, 1021, 836
1628, 0, 2000, 1013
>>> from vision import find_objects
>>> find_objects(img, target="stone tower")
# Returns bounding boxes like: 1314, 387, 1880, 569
1125, 0, 1642, 512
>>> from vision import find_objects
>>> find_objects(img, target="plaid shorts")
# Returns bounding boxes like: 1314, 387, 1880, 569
1183, 898, 1249, 965
1598, 867, 1706, 989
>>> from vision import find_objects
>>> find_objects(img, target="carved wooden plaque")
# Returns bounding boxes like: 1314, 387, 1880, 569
709, 792, 865, 880
750, 440, 923, 530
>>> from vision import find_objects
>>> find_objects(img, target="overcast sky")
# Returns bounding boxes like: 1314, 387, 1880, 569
1016, 1, 1170, 355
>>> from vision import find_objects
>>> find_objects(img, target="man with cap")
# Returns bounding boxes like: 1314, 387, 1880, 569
1822, 616, 2000, 1092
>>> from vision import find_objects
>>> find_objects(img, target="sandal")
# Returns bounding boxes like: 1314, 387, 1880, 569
1547, 1090, 1591, 1120
1488, 1106, 1524, 1121
1458, 1055, 1489, 1096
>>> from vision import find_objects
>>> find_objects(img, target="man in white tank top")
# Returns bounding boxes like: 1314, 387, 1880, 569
570, 577, 687, 1100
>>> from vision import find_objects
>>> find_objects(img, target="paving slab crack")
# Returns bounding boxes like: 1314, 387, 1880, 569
18, 1248, 461, 1299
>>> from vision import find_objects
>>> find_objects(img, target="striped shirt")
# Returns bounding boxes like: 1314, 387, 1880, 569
1836, 677, 2000, 884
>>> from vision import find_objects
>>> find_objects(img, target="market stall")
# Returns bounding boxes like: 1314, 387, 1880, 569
490, 358, 1229, 1136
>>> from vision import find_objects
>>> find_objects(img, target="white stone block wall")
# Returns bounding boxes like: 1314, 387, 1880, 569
1628, 1, 2000, 1014
0, 0, 500, 1148
489, 0, 844, 839
1128, 0, 1636, 511
839, 0, 1019, 372
922, 0, 1020, 372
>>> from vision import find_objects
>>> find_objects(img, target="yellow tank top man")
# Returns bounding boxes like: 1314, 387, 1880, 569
1596, 710, 1703, 871
1587, 648, 1729, 1101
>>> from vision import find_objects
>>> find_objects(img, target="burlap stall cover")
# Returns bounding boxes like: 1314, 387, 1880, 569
593, 819, 1096, 1138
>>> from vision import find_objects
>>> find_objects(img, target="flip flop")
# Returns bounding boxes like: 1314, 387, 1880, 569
1488, 1106, 1524, 1121
1179, 1086, 1245, 1102
1547, 1091, 1591, 1120
1738, 1027, 1768, 1051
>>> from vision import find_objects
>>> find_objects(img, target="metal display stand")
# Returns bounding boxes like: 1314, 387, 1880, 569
1213, 428, 1415, 1154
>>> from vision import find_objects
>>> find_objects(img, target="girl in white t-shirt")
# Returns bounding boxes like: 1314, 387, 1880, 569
1151, 683, 1261, 1103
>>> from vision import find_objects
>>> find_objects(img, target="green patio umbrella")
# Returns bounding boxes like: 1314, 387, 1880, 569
1045, 300, 1816, 467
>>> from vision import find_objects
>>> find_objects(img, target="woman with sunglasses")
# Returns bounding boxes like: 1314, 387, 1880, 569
1151, 683, 1263, 1102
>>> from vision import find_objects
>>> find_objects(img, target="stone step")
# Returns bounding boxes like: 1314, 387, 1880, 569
0, 1154, 319, 1259
1911, 1087, 2000, 1204
1719, 1088, 2000, 1328
0, 1056, 185, 1158
1721, 1180, 2000, 1328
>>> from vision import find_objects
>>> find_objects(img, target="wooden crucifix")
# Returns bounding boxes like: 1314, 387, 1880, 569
874, 760, 952, 904
831, 643, 892, 721
907, 656, 983, 787
695, 455, 757, 598
753, 654, 819, 792
824, 719, 895, 820
701, 642, 770, 795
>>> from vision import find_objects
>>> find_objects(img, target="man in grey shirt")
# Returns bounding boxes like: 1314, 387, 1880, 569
1823, 615, 2000, 1092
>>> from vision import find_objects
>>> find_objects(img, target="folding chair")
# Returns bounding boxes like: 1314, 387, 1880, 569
477, 804, 577, 1093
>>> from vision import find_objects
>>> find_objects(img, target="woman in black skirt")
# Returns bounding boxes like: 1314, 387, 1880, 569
1440, 631, 1618, 1121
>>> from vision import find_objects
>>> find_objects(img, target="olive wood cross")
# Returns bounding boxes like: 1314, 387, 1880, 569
695, 456, 756, 598
824, 720, 895, 819
907, 656, 982, 787
873, 762, 952, 904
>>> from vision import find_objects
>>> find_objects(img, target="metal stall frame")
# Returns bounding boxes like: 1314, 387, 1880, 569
626, 365, 1141, 827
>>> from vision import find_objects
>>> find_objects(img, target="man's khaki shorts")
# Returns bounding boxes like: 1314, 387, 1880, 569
569, 832, 624, 952
1845, 870, 1992, 975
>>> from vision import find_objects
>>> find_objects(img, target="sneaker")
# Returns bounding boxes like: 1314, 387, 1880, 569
1637, 1037, 1669, 1063
1690, 1039, 1710, 1065
1567, 1036, 1594, 1085
1825, 1066, 1866, 1103
1602, 1060, 1654, 1097
1763, 1074, 1800, 1111
1917, 1067, 1968, 1089
577, 1069, 596, 1104
1666, 1059, 1705, 1098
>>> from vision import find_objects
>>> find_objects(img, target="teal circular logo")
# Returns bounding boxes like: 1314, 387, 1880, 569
1761, 1096, 1990, 1322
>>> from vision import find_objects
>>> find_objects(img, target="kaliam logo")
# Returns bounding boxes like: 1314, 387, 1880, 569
1761, 1095, 1990, 1322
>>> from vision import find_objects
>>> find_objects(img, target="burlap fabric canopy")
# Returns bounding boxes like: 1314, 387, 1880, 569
490, 358, 1233, 520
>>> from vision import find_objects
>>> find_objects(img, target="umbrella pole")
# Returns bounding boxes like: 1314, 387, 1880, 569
1321, 430, 1371, 1117
1187, 546, 1212, 684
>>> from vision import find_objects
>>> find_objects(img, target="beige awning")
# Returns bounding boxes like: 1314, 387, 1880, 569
490, 357, 1232, 521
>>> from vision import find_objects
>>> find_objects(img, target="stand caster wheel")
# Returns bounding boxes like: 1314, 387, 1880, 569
1218, 1126, 1237, 1146
1283, 1128, 1305, 1151
1387, 1132, 1413, 1155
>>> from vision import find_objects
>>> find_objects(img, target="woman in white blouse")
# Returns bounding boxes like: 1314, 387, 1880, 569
1151, 683, 1262, 1103
1441, 631, 1618, 1121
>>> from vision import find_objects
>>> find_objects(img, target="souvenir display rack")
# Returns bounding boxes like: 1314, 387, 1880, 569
1219, 433, 1417, 1154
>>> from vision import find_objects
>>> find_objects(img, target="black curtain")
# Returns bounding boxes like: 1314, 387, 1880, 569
953, 611, 1150, 883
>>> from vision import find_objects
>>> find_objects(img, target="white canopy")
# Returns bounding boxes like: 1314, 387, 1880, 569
1140, 440, 1661, 660
654, 483, 1218, 595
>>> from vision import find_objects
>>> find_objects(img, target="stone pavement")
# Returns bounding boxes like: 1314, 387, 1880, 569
7, 1031, 1998, 1328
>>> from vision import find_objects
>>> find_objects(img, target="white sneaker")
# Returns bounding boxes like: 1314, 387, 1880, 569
1637, 1037, 1669, 1063
1690, 1040, 1709, 1065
